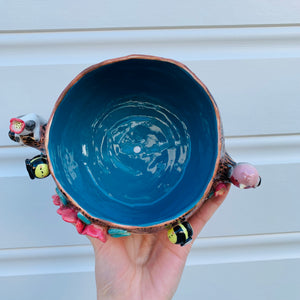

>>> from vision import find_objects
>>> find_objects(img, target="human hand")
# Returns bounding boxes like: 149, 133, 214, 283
88, 184, 230, 300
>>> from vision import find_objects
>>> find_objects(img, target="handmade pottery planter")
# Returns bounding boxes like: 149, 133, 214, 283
9, 55, 261, 245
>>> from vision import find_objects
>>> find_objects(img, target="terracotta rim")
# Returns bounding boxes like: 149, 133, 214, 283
45, 54, 223, 232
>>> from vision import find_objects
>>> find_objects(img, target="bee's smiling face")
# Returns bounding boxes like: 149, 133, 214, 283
167, 228, 177, 244
35, 164, 50, 178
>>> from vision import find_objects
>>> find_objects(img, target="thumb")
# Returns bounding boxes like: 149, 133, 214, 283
189, 183, 231, 237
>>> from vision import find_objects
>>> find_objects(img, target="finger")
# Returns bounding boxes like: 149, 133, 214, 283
87, 235, 100, 247
189, 183, 231, 237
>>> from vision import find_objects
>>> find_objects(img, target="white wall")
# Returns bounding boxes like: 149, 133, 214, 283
1, 1, 300, 299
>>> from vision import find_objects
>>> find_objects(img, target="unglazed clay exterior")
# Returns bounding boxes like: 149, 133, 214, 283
8, 55, 261, 245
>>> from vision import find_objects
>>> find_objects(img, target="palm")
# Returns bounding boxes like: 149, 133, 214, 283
89, 185, 230, 300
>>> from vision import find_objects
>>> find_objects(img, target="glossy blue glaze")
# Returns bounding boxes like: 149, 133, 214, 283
48, 58, 218, 227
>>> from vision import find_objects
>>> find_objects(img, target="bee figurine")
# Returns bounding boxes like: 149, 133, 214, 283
167, 221, 193, 246
25, 154, 50, 179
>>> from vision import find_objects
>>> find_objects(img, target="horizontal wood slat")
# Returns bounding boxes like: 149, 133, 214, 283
0, 272, 96, 300
1, 232, 300, 277
1, 0, 300, 31
175, 259, 300, 300
1, 27, 300, 66
1, 259, 299, 300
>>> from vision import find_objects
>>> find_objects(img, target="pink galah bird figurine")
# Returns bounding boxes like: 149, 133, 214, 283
229, 163, 261, 189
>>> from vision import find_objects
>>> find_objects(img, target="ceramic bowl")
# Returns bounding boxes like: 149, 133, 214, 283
9, 55, 261, 242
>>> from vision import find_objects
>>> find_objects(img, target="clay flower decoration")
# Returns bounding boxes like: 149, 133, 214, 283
9, 118, 25, 134
52, 194, 107, 242
214, 183, 228, 197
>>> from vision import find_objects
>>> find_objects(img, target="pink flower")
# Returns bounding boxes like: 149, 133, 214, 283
214, 183, 227, 197
57, 206, 78, 223
52, 194, 61, 206
9, 118, 25, 134
75, 219, 85, 234
82, 224, 107, 243
52, 193, 107, 242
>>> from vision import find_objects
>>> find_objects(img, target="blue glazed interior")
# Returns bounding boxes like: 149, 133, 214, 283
48, 58, 219, 227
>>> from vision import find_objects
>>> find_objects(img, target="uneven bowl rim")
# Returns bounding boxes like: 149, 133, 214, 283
45, 54, 223, 231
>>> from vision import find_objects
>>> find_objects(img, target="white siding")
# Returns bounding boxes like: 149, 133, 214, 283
0, 2, 299, 299
1, 0, 300, 30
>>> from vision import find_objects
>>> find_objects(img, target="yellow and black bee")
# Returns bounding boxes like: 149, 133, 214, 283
25, 154, 50, 179
167, 221, 193, 246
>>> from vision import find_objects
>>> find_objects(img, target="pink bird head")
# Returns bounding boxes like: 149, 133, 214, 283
230, 163, 261, 189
